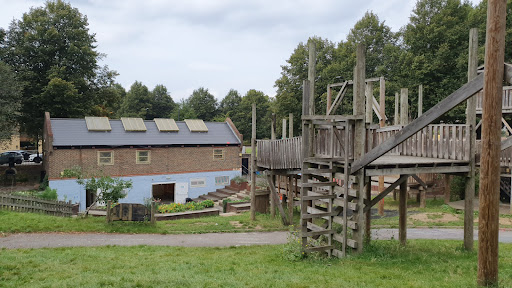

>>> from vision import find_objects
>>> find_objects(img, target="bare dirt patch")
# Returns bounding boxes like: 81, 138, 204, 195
500, 218, 512, 226
409, 213, 459, 223
254, 225, 263, 230
229, 221, 244, 228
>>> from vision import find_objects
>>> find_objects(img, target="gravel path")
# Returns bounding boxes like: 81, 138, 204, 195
1, 228, 512, 249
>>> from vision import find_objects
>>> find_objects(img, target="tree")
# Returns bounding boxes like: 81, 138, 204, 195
232, 89, 272, 141
118, 81, 152, 118
147, 84, 175, 119
170, 99, 197, 121
219, 89, 242, 118
0, 0, 112, 137
39, 78, 82, 117
187, 87, 218, 121
0, 61, 21, 141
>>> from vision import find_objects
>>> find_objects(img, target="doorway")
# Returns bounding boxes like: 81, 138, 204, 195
86, 189, 97, 208
152, 183, 175, 203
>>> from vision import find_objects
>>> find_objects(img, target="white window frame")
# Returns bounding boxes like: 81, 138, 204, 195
97, 151, 114, 165
215, 176, 230, 186
213, 148, 224, 160
190, 178, 206, 188
136, 150, 151, 164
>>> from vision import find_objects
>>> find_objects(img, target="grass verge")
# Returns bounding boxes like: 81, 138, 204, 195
0, 240, 511, 287
0, 210, 286, 235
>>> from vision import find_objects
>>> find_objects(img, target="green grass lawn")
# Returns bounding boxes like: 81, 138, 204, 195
0, 240, 511, 287
0, 210, 287, 235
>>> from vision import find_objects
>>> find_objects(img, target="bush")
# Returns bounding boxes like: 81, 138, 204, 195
232, 175, 248, 184
38, 187, 58, 200
157, 200, 214, 213
450, 172, 479, 201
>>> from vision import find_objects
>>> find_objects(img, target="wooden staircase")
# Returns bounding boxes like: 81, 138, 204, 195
193, 186, 238, 202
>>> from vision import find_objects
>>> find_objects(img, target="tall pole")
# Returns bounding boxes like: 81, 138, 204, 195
271, 113, 276, 140
394, 92, 399, 125
289, 113, 294, 138
366, 82, 373, 124
478, 0, 506, 285
418, 85, 423, 117
308, 40, 316, 114
400, 88, 409, 125
378, 77, 386, 216
250, 103, 257, 221
465, 28, 478, 252
282, 119, 287, 139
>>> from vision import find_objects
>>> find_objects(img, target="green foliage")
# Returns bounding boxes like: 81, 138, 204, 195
282, 230, 305, 261
231, 89, 272, 139
157, 200, 215, 213
148, 84, 175, 119
39, 174, 49, 191
60, 166, 83, 179
0, 0, 111, 137
186, 87, 218, 121
231, 175, 248, 184
38, 187, 58, 200
170, 99, 198, 121
219, 89, 242, 118
0, 61, 21, 141
450, 173, 479, 201
77, 176, 132, 204
118, 81, 152, 118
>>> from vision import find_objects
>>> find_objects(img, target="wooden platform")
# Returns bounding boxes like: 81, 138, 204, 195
365, 155, 470, 176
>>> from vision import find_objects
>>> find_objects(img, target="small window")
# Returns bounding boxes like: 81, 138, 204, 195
136, 150, 150, 164
190, 178, 206, 188
98, 151, 113, 165
213, 149, 224, 160
215, 176, 230, 186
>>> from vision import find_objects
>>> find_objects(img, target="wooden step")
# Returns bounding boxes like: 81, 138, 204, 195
209, 191, 231, 199
334, 186, 358, 197
198, 194, 222, 201
304, 222, 335, 237
332, 216, 358, 229
217, 188, 238, 195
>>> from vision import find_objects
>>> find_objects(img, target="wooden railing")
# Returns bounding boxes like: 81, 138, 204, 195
257, 137, 303, 169
476, 140, 512, 167
313, 125, 354, 159
373, 124, 471, 161
476, 86, 512, 113
0, 194, 73, 216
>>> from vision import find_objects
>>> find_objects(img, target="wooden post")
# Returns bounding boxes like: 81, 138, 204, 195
106, 200, 112, 223
378, 77, 386, 216
301, 80, 311, 251
418, 85, 423, 117
250, 103, 257, 221
394, 92, 399, 125
271, 113, 276, 140
308, 40, 316, 114
399, 175, 407, 246
365, 176, 372, 244
419, 186, 426, 208
288, 176, 293, 225
465, 27, 478, 252
478, 1, 506, 285
353, 43, 366, 253
444, 174, 451, 204
326, 85, 332, 114
366, 81, 373, 124
150, 201, 156, 224
400, 88, 409, 125
282, 119, 287, 139
289, 113, 293, 138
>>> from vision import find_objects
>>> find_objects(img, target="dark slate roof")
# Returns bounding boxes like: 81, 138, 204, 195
50, 118, 241, 147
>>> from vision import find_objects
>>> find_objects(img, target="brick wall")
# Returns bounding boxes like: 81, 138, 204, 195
48, 146, 241, 179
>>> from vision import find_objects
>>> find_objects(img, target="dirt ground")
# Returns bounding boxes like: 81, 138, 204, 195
410, 212, 459, 223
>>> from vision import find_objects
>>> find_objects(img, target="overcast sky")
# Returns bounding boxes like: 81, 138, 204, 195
1, 0, 480, 102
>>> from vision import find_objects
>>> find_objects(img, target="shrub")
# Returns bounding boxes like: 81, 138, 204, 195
450, 172, 479, 201
38, 187, 58, 200
157, 200, 215, 213
232, 175, 248, 184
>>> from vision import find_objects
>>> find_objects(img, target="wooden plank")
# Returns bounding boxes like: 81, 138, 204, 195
333, 234, 358, 249
351, 73, 484, 173
327, 82, 348, 115
364, 175, 409, 212
333, 198, 358, 211
399, 174, 407, 246
366, 165, 471, 176
267, 174, 288, 225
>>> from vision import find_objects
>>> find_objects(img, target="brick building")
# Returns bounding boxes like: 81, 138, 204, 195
43, 113, 242, 211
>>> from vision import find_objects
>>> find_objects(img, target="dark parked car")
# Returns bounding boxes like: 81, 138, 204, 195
0, 151, 23, 165
9, 150, 32, 160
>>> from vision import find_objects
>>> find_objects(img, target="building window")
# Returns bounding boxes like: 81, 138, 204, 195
98, 151, 113, 165
136, 150, 150, 164
213, 149, 224, 160
190, 178, 206, 188
215, 176, 230, 186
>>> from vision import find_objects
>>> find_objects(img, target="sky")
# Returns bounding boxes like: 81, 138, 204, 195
0, 0, 480, 102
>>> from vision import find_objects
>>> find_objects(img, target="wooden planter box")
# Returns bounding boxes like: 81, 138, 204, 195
230, 180, 249, 191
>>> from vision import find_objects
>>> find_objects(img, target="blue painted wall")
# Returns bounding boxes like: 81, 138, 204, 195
50, 169, 241, 211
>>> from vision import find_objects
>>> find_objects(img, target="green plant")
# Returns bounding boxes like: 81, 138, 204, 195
232, 175, 248, 184
282, 230, 305, 261
157, 200, 215, 214
450, 173, 479, 201
39, 174, 49, 190
38, 187, 58, 200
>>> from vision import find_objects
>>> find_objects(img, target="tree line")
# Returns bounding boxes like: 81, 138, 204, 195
2, 0, 512, 144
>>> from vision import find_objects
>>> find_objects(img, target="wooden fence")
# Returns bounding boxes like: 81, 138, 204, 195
257, 137, 302, 169
0, 194, 73, 216
476, 86, 512, 114
373, 124, 471, 161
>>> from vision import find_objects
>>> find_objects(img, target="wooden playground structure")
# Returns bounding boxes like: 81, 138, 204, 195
253, 28, 512, 258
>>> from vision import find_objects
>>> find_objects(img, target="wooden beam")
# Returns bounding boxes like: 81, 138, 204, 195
267, 174, 288, 225
501, 117, 512, 135
411, 174, 428, 189
379, 76, 386, 216
465, 27, 478, 252
394, 92, 399, 125
399, 175, 408, 246
478, 0, 505, 285
289, 113, 294, 138
326, 84, 332, 114
250, 103, 257, 221
271, 113, 276, 140
365, 165, 471, 177
351, 73, 484, 173
400, 88, 409, 125
308, 40, 316, 115
364, 174, 409, 212
282, 119, 287, 139
366, 82, 373, 124
301, 80, 311, 251
501, 135, 512, 150
327, 82, 348, 115
418, 85, 423, 117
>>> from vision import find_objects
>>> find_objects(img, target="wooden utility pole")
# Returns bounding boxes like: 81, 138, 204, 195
282, 119, 287, 139
301, 80, 311, 250
308, 40, 316, 114
465, 27, 478, 252
378, 77, 386, 216
399, 176, 407, 246
400, 88, 409, 125
250, 103, 257, 221
394, 92, 399, 125
353, 43, 366, 252
289, 113, 293, 138
418, 85, 423, 117
270, 113, 276, 218
365, 80, 373, 241
478, 0, 506, 285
